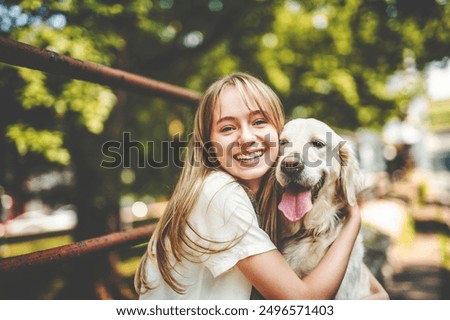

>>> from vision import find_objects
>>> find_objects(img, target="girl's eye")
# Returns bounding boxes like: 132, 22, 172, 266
279, 139, 289, 146
253, 118, 267, 126
220, 125, 235, 133
311, 140, 326, 148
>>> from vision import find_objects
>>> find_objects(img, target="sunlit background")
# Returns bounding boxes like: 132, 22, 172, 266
0, 0, 449, 299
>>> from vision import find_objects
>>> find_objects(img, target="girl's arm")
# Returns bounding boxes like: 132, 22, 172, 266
237, 205, 361, 299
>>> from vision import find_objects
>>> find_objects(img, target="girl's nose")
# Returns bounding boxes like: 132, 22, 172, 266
238, 125, 257, 146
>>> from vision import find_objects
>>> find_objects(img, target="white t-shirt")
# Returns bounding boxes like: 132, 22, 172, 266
139, 171, 276, 300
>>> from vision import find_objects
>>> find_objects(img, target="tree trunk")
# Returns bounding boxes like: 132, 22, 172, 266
60, 83, 130, 299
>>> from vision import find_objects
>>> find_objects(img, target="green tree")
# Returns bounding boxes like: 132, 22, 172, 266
231, 0, 450, 130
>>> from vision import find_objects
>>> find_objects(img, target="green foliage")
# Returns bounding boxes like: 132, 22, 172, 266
6, 124, 70, 165
56, 81, 117, 134
12, 23, 119, 112
19, 68, 55, 108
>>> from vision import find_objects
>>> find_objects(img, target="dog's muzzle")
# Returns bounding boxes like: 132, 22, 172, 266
280, 154, 304, 175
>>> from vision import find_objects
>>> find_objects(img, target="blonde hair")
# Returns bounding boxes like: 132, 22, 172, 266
135, 72, 285, 294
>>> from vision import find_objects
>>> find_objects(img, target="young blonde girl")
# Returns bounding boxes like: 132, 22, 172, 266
135, 72, 387, 299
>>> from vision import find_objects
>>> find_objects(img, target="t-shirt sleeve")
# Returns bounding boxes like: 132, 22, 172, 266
186, 172, 276, 278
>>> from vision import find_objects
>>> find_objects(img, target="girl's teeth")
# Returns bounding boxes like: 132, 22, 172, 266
236, 151, 263, 160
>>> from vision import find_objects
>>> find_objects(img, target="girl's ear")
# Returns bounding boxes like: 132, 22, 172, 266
338, 144, 364, 206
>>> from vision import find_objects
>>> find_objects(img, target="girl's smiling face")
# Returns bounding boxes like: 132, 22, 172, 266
209, 86, 279, 193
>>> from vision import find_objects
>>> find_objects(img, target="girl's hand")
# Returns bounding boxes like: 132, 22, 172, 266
342, 203, 361, 231
362, 265, 390, 300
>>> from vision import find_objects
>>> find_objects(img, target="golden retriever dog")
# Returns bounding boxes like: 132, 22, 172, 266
275, 118, 371, 299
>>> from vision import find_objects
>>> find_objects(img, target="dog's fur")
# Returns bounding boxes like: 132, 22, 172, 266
275, 118, 370, 299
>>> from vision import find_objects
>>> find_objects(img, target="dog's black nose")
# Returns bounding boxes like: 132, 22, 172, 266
281, 158, 304, 174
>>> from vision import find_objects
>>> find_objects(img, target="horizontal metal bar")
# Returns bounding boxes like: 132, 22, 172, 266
0, 224, 156, 273
0, 36, 201, 106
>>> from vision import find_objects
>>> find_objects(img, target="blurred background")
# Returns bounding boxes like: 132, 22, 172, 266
0, 0, 449, 299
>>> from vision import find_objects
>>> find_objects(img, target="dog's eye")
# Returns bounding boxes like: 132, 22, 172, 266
279, 139, 289, 146
311, 140, 326, 148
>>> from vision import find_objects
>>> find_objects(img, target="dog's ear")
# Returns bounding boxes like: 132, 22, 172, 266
337, 144, 364, 206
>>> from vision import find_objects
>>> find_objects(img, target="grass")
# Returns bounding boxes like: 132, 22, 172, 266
0, 234, 73, 258
117, 244, 146, 278
439, 234, 450, 271
396, 210, 416, 249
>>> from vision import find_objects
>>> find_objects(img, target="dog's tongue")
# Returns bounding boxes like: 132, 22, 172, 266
278, 190, 313, 222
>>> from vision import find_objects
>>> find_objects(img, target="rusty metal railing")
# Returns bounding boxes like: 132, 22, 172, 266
0, 224, 156, 272
0, 36, 201, 273
0, 36, 202, 106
